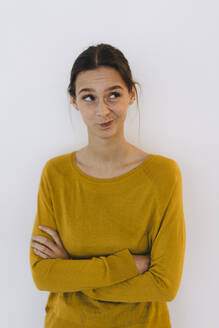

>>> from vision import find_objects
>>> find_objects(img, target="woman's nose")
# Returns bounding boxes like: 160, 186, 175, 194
96, 98, 111, 115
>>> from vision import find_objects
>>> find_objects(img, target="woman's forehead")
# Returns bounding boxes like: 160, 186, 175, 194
76, 67, 124, 86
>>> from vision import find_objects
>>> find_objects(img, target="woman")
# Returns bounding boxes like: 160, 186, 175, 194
29, 43, 186, 328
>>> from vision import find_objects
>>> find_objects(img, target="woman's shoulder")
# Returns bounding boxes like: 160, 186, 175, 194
127, 145, 181, 182
151, 152, 181, 174
40, 151, 73, 176
143, 152, 182, 196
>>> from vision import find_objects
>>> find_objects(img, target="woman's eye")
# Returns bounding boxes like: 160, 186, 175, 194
82, 92, 121, 102
109, 92, 120, 99
82, 94, 95, 101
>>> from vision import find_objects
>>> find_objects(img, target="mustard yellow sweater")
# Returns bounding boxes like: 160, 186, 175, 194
29, 151, 186, 328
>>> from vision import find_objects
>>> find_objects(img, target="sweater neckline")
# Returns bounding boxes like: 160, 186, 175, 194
70, 151, 154, 183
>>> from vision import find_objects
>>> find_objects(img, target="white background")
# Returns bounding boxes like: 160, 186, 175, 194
1, 0, 219, 327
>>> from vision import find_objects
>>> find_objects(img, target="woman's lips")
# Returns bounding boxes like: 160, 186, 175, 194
99, 120, 113, 127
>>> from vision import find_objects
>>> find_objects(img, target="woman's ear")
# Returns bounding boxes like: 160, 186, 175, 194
70, 96, 79, 111
128, 87, 136, 105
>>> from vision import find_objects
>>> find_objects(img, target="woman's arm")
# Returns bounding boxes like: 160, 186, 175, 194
81, 169, 186, 303
29, 164, 139, 293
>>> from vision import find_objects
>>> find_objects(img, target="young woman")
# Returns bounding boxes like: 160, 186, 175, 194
30, 43, 186, 328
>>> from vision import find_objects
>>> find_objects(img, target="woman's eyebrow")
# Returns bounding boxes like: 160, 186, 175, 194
78, 85, 123, 95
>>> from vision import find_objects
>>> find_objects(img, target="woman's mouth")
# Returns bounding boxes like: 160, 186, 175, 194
99, 120, 113, 127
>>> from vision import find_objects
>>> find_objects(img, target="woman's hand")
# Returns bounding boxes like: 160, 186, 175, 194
132, 253, 151, 274
30, 225, 71, 260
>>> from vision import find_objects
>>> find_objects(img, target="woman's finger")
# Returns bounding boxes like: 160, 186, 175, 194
31, 241, 54, 258
33, 247, 50, 259
38, 225, 62, 246
31, 225, 71, 260
31, 235, 57, 252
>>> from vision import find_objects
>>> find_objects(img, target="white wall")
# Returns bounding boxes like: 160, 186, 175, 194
1, 0, 218, 327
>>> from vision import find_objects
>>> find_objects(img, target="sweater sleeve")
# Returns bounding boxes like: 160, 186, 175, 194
29, 163, 139, 293
81, 166, 186, 303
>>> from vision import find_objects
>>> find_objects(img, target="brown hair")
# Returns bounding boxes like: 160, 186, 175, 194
67, 43, 142, 140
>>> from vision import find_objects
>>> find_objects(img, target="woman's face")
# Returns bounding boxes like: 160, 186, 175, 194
70, 66, 135, 137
